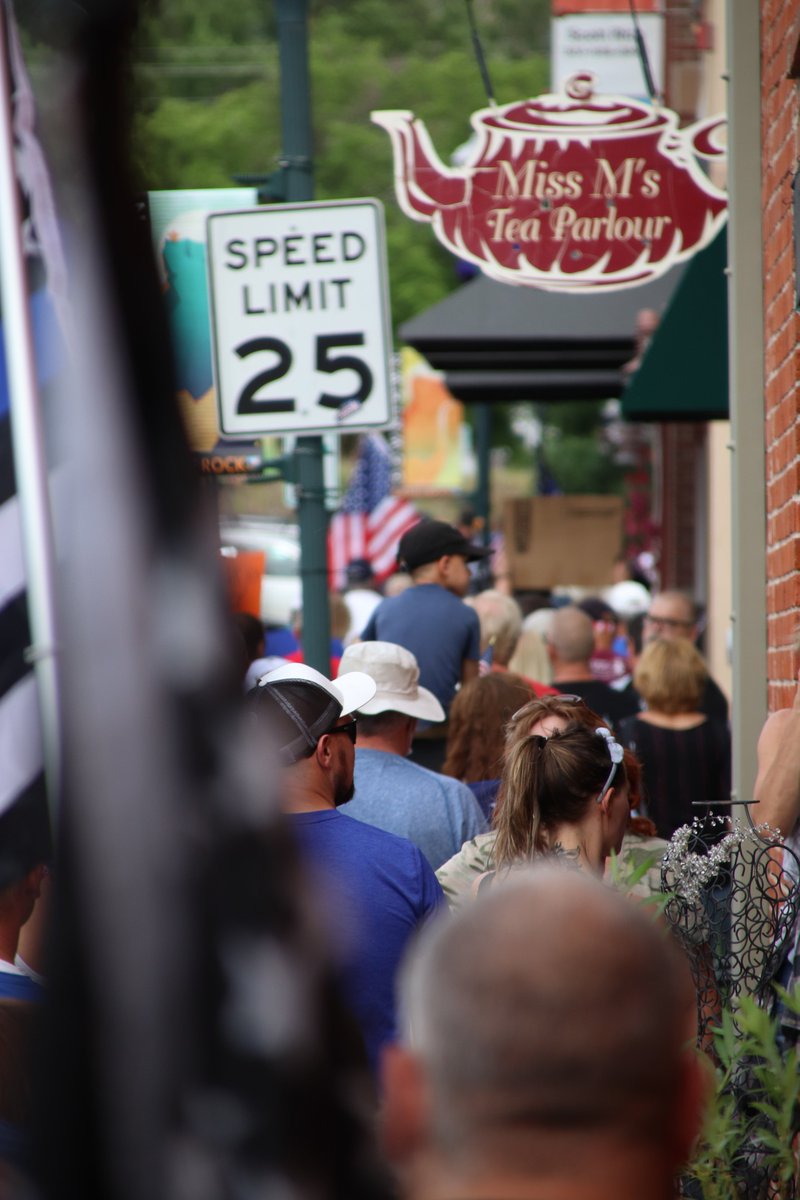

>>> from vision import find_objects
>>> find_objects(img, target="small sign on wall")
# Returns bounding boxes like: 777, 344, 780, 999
551, 13, 665, 100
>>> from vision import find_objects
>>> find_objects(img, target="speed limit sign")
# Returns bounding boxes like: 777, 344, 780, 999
206, 199, 393, 437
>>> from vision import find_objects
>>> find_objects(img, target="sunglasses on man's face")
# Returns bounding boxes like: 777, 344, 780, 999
327, 717, 358, 746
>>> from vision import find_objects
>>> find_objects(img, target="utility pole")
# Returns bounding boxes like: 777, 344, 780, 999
275, 0, 330, 673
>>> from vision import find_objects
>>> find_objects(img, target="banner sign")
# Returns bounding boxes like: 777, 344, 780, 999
148, 190, 340, 502
373, 73, 727, 292
400, 348, 465, 492
148, 188, 258, 452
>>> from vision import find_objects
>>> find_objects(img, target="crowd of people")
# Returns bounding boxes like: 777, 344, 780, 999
2, 514, 797, 1197
221, 513, 800, 1197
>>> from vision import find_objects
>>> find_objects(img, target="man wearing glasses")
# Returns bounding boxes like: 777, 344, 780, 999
248, 663, 445, 1076
643, 590, 729, 721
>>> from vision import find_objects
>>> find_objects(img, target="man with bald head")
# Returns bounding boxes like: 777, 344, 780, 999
642, 590, 728, 721
382, 869, 706, 1200
548, 605, 638, 729
468, 589, 557, 696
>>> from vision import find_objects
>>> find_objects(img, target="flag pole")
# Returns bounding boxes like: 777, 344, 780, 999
0, 3, 61, 817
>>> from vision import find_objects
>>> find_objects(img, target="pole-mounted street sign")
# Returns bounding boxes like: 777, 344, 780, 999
207, 198, 393, 438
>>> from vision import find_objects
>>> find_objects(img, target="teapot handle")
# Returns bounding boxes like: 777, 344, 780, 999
685, 114, 726, 159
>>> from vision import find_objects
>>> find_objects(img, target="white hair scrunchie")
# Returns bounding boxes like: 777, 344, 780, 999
594, 726, 623, 803
595, 725, 624, 764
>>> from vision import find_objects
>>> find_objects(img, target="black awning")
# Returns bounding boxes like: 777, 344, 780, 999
621, 227, 729, 422
399, 265, 685, 403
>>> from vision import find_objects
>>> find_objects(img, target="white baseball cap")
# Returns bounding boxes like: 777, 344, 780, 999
259, 661, 377, 716
603, 581, 651, 619
253, 662, 377, 764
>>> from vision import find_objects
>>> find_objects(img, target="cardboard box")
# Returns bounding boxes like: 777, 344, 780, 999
503, 495, 624, 590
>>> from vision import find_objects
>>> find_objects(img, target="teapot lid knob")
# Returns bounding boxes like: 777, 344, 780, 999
564, 72, 595, 101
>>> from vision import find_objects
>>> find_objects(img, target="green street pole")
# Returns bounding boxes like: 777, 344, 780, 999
473, 402, 491, 547
276, 0, 330, 673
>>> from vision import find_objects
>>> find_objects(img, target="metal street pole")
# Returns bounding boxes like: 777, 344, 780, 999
726, 0, 767, 801
472, 402, 491, 547
276, 0, 330, 674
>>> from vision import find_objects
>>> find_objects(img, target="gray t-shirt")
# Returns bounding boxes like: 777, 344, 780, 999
340, 747, 487, 870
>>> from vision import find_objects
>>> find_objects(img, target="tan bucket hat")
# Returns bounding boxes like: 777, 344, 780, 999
338, 641, 445, 723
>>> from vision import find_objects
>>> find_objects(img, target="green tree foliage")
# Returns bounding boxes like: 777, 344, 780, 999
133, 0, 625, 492
138, 0, 275, 49
132, 0, 549, 328
538, 401, 624, 495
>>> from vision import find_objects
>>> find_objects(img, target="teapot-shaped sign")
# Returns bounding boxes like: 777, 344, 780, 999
372, 74, 727, 292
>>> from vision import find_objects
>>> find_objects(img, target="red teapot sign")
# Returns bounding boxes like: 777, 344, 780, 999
372, 74, 727, 292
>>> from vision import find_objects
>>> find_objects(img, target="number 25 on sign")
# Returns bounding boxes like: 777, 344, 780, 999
206, 199, 393, 438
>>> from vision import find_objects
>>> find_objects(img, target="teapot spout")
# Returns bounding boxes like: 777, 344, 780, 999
371, 109, 468, 221
682, 114, 728, 202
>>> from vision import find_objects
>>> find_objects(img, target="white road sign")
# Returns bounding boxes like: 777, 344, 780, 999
206, 199, 393, 437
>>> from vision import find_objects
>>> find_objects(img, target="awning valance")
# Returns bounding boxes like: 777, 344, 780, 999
621, 227, 728, 422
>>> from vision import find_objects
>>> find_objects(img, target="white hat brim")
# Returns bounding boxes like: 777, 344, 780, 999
332, 670, 379, 715
357, 684, 445, 723
260, 661, 377, 715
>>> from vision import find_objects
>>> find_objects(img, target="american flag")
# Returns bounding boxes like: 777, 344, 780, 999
20, 7, 391, 1197
329, 433, 418, 588
0, 0, 64, 884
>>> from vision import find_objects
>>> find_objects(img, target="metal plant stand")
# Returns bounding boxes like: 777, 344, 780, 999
661, 812, 800, 1200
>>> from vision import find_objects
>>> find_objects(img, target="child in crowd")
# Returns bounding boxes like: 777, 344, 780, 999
360, 519, 490, 770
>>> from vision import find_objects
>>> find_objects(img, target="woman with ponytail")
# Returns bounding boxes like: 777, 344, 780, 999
437, 696, 663, 905
492, 722, 629, 875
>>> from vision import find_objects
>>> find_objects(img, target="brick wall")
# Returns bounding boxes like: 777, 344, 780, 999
762, 1, 800, 710
659, 424, 705, 593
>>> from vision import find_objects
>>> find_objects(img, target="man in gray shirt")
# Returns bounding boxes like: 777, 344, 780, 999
337, 641, 486, 869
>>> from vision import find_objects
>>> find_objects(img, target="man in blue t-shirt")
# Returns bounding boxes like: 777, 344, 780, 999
360, 519, 489, 770
0, 865, 47, 1003
248, 662, 445, 1075
337, 641, 486, 869
0, 785, 51, 1004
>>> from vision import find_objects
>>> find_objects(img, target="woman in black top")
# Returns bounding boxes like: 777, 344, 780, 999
618, 638, 731, 840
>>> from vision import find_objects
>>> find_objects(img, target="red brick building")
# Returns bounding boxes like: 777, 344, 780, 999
761, 2, 800, 711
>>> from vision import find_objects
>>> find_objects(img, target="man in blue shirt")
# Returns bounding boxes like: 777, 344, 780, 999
249, 662, 445, 1074
0, 864, 47, 1003
360, 520, 489, 769
0, 787, 50, 1003
337, 641, 486, 869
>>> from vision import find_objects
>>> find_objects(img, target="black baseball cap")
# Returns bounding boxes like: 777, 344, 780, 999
345, 558, 374, 586
398, 519, 491, 572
